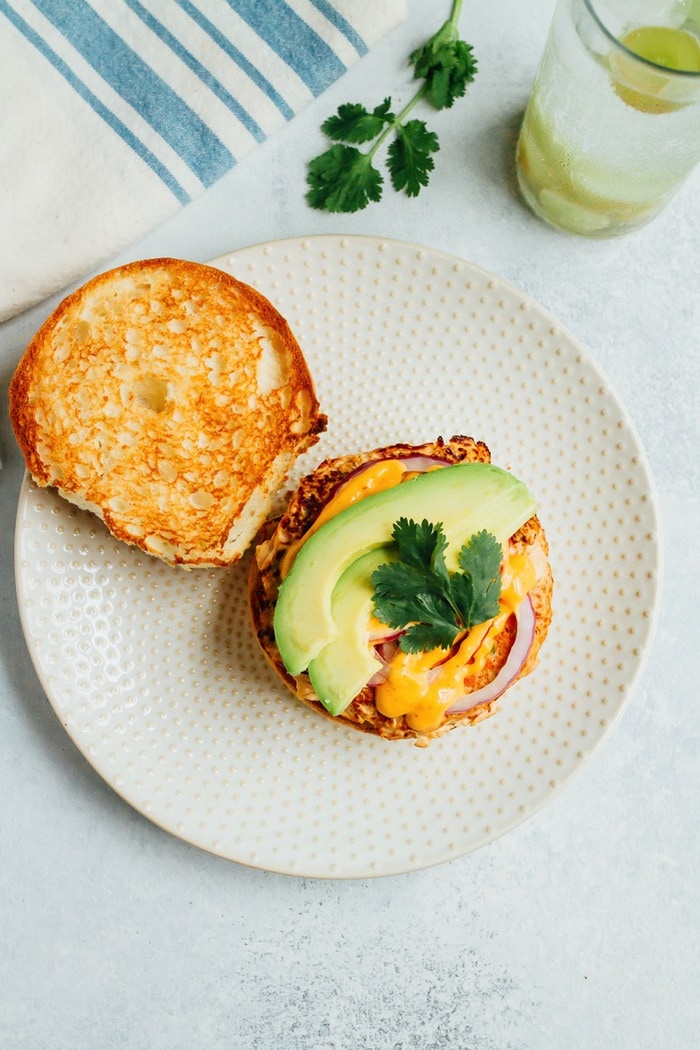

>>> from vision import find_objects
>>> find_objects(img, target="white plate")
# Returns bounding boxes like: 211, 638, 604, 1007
14, 235, 660, 878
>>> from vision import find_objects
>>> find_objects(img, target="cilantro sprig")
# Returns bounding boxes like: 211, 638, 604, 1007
306, 0, 477, 213
371, 519, 502, 654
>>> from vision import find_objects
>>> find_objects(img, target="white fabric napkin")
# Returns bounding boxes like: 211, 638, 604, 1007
0, 0, 406, 321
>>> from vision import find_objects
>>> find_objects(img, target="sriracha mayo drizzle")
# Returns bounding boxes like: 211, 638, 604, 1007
374, 552, 537, 731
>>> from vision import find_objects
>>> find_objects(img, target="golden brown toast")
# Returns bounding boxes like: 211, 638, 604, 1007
10, 258, 326, 566
249, 437, 553, 743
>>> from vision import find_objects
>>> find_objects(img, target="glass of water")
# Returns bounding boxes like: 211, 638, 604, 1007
516, 0, 700, 236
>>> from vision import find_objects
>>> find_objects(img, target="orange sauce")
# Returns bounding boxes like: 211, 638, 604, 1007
374, 552, 537, 731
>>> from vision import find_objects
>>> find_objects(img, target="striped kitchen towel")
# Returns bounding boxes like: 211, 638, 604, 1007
0, 0, 406, 321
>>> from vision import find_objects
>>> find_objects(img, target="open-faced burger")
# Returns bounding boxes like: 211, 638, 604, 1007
249, 435, 553, 745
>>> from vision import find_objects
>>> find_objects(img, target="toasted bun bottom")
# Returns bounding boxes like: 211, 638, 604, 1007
10, 258, 326, 566
249, 437, 553, 744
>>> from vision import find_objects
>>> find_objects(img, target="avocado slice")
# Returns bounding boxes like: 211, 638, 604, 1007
307, 547, 395, 716
274, 462, 536, 677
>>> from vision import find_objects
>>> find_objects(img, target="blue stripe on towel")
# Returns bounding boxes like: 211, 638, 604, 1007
175, 0, 294, 121
29, 0, 234, 186
307, 0, 367, 56
224, 0, 346, 96
0, 0, 190, 203
122, 0, 265, 141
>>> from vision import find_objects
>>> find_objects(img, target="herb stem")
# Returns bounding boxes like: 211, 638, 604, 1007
449, 0, 464, 26
367, 83, 430, 161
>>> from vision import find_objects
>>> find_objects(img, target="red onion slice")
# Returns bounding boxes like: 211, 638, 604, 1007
342, 454, 449, 485
367, 666, 390, 688
366, 638, 401, 686
376, 639, 400, 664
394, 455, 452, 473
444, 596, 536, 714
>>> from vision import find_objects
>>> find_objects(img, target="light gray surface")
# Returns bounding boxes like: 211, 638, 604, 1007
1, 2, 698, 1047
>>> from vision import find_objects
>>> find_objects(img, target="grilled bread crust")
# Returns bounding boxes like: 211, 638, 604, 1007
249, 437, 553, 743
10, 259, 326, 566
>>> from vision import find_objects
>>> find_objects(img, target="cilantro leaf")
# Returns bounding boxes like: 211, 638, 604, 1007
305, 145, 383, 212
409, 23, 478, 110
371, 562, 430, 628
458, 529, 503, 589
321, 99, 394, 144
451, 530, 503, 626
306, 1, 477, 212
450, 567, 501, 630
371, 519, 503, 653
387, 120, 439, 197
372, 556, 460, 653
401, 620, 459, 654
371, 561, 453, 628
391, 517, 447, 577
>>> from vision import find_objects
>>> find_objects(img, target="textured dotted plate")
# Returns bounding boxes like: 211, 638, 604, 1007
14, 236, 660, 878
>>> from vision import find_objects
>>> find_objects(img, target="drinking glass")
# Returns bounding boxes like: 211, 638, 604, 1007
516, 0, 700, 236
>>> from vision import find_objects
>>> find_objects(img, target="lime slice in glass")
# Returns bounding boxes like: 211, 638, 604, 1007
611, 25, 700, 112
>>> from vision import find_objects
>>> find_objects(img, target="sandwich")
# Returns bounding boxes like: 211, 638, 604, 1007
10, 258, 326, 566
249, 436, 553, 744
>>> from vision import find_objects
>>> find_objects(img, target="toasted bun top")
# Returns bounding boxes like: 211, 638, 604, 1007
10, 258, 326, 566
